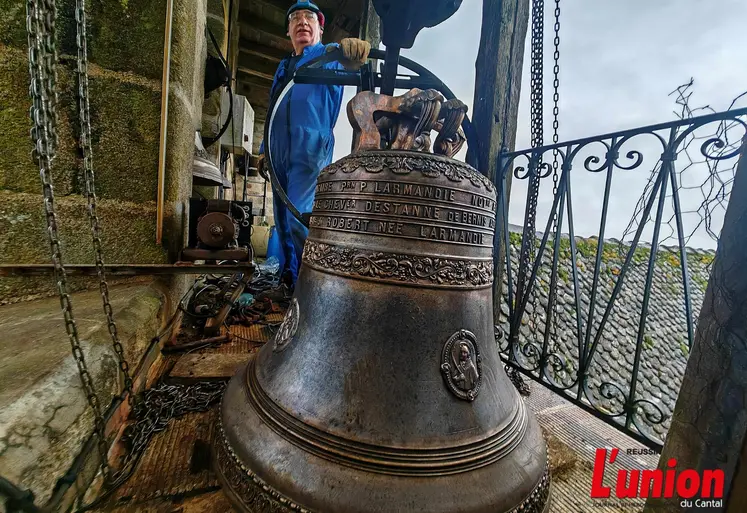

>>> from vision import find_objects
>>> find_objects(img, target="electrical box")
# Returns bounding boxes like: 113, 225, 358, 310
219, 93, 255, 155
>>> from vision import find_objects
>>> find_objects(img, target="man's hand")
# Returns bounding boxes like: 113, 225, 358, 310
328, 38, 371, 70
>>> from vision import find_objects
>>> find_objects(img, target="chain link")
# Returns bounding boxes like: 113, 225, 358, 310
26, 0, 111, 483
74, 0, 135, 402
550, 0, 561, 351
524, 0, 544, 266
526, 0, 544, 321
508, 0, 546, 395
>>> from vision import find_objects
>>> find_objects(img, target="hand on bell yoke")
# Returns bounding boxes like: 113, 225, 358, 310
328, 37, 372, 70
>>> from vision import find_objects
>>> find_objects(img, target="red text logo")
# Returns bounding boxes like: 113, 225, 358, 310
591, 448, 724, 507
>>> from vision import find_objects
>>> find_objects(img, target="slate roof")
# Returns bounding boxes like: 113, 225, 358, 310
497, 227, 715, 443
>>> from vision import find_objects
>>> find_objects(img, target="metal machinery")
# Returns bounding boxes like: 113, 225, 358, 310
182, 198, 254, 262
215, 1, 552, 511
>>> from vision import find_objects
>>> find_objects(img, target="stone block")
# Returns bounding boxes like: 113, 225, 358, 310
86, 67, 162, 203
0, 190, 169, 265
0, 283, 164, 505
0, 275, 150, 306
0, 0, 29, 49
170, 0, 207, 110
86, 0, 167, 81
0, 45, 78, 195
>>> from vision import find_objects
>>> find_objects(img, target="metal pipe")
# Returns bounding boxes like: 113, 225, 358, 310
156, 0, 175, 245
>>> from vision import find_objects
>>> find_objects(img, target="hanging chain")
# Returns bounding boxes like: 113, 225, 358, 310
524, 0, 544, 277
507, 0, 545, 397
74, 0, 135, 403
549, 0, 561, 353
527, 0, 544, 326
26, 0, 112, 483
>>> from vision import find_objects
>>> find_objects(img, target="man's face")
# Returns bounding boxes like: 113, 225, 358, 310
288, 9, 321, 50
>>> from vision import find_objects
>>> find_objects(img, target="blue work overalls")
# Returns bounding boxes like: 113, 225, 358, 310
260, 42, 344, 286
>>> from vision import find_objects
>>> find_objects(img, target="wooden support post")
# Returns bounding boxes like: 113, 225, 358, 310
467, 0, 531, 321
358, 0, 381, 51
643, 139, 747, 513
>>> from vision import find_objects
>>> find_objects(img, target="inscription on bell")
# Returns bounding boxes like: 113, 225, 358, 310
365, 201, 441, 220
313, 198, 357, 211
362, 181, 456, 203
310, 214, 489, 246
420, 226, 484, 245
470, 194, 495, 211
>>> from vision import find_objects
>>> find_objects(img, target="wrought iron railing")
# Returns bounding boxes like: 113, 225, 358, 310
495, 107, 747, 450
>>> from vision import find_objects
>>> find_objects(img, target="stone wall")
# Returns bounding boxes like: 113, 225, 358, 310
0, 0, 213, 506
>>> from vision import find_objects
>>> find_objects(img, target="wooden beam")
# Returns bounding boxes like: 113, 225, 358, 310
238, 70, 274, 86
239, 39, 289, 62
251, 0, 288, 13
239, 52, 280, 77
466, 0, 531, 322
236, 83, 271, 111
239, 17, 288, 41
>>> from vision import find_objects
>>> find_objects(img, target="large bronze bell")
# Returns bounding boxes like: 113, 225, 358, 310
215, 142, 551, 511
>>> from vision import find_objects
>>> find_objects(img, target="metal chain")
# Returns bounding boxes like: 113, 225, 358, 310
74, 0, 135, 402
508, 0, 545, 396
549, 0, 561, 352
73, 382, 226, 512
25, 0, 111, 483
524, 0, 544, 276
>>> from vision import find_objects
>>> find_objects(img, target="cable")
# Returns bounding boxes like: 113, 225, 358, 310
203, 23, 234, 148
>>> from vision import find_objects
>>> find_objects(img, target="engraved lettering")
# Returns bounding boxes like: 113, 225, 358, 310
317, 182, 334, 193
360, 181, 367, 191
419, 226, 485, 245
341, 181, 355, 191
376, 221, 402, 235
470, 194, 495, 210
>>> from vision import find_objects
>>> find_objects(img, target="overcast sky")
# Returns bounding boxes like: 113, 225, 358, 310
331, 0, 747, 250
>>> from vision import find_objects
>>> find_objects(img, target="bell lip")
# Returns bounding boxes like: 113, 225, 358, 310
218, 363, 551, 513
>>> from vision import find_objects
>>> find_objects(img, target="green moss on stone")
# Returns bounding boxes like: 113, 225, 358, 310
0, 190, 168, 265
87, 0, 166, 79
0, 46, 78, 195
679, 341, 689, 357
170, 0, 201, 97
0, 0, 29, 48
86, 71, 161, 203
691, 273, 709, 291
643, 335, 655, 350
0, 275, 149, 305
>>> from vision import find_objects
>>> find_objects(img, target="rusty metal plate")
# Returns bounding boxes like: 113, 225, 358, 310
112, 408, 220, 505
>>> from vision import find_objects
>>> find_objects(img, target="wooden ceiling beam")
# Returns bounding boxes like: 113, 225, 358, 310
239, 39, 289, 63
238, 52, 280, 82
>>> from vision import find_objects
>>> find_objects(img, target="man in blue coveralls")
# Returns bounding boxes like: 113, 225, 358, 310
258, 0, 370, 291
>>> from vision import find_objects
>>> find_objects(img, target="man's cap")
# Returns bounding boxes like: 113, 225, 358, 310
287, 1, 325, 28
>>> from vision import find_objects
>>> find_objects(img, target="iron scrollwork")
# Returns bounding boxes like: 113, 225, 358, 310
496, 106, 747, 450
